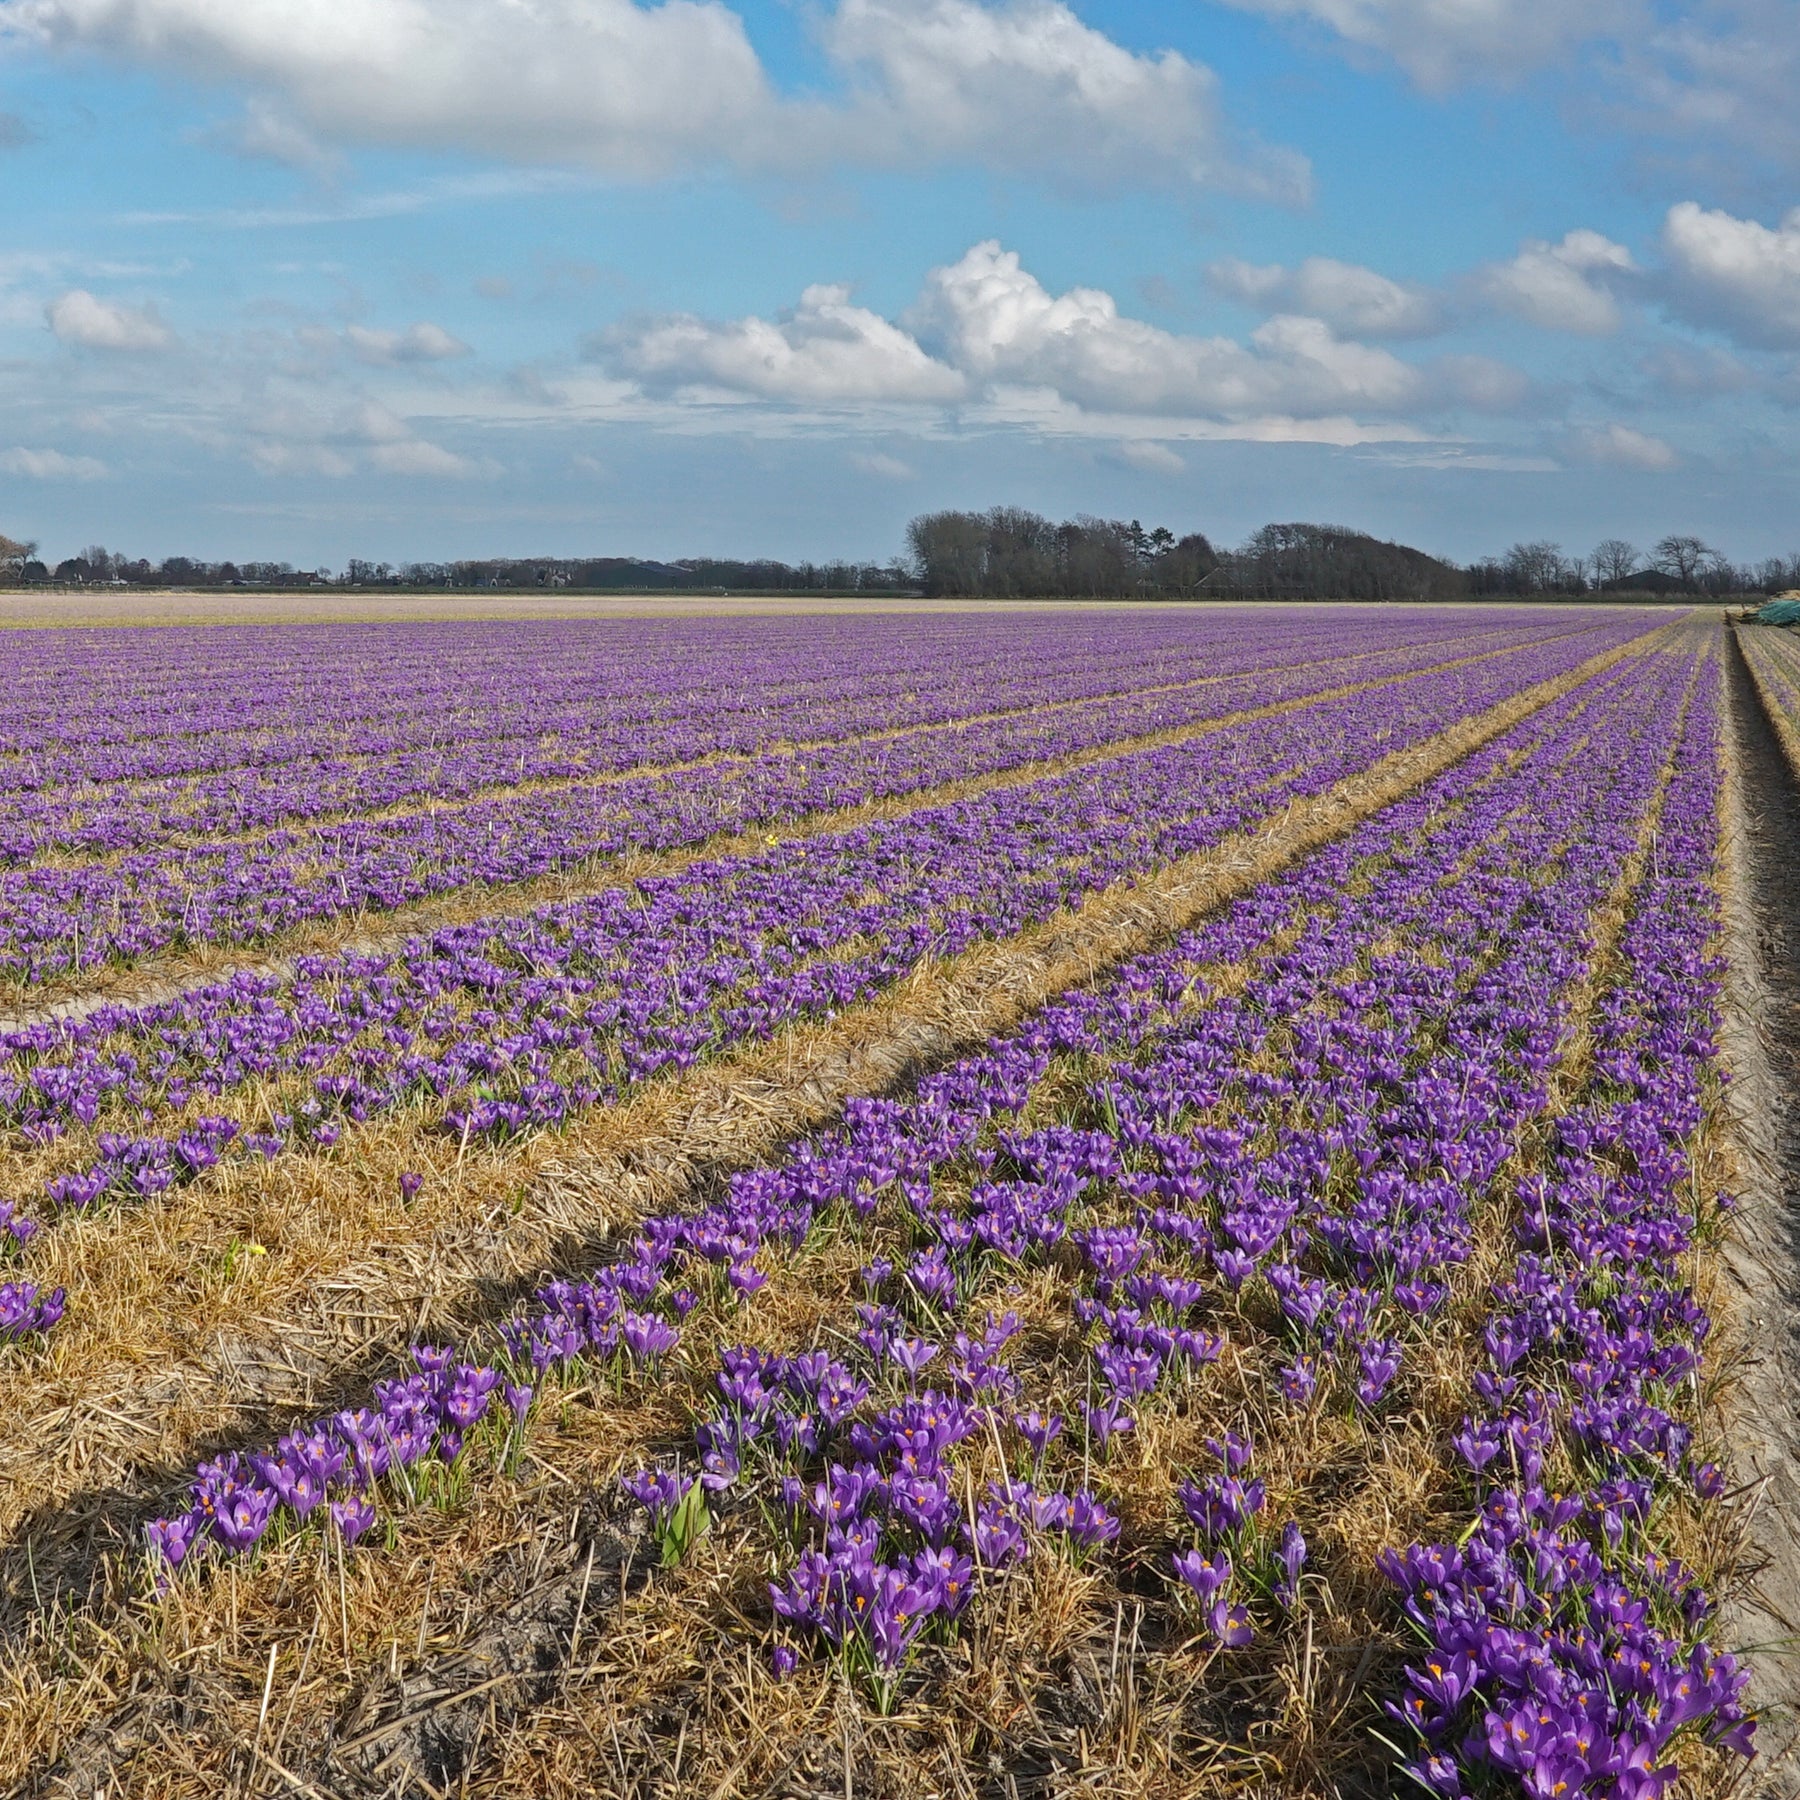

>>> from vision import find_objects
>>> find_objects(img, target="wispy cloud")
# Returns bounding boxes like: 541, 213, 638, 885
0, 445, 106, 478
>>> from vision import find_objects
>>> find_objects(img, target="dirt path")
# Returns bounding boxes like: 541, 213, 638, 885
1718, 623, 1800, 1789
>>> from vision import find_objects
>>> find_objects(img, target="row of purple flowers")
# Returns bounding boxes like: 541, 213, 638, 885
0, 611, 1584, 855
1380, 652, 1755, 1798
0, 619, 1634, 983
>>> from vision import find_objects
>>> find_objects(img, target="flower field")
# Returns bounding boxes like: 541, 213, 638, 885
0, 603, 1790, 1799
1738, 623, 1800, 787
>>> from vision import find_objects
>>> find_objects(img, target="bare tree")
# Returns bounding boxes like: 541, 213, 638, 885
1755, 554, 1800, 594
1589, 538, 1641, 586
0, 534, 35, 582
1503, 541, 1570, 594
1652, 534, 1714, 588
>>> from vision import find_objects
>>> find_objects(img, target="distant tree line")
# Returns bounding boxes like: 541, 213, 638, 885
0, 545, 331, 589
1466, 534, 1800, 598
0, 545, 913, 593
364, 556, 913, 592
909, 510, 1465, 601
6, 519, 1799, 600
908, 511, 1800, 601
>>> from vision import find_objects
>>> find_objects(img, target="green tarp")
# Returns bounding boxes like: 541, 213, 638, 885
1747, 599, 1800, 625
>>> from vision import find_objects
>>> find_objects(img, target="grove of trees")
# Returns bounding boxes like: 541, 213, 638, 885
905, 509, 1218, 598
909, 510, 1473, 601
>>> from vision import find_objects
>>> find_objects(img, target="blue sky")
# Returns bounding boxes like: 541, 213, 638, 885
2, 0, 1799, 570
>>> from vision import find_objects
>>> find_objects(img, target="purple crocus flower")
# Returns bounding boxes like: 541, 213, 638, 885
1084, 1397, 1134, 1450
330, 1496, 377, 1543
146, 1511, 202, 1570
1207, 1597, 1254, 1648
1171, 1548, 1230, 1603
888, 1335, 939, 1379
620, 1311, 680, 1361
622, 1467, 692, 1528
1279, 1355, 1320, 1406
1013, 1411, 1063, 1460
1275, 1521, 1307, 1606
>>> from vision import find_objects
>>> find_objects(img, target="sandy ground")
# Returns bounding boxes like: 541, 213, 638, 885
0, 590, 970, 627
0, 592, 1689, 629
1719, 625, 1800, 1790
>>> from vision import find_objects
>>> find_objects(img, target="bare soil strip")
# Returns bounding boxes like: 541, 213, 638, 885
1713, 623, 1800, 1787
0, 631, 1588, 1024
0, 634, 1656, 1638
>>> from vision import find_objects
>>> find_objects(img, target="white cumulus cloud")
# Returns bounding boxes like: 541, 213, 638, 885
909, 240, 1423, 415
3, 0, 775, 178
608, 282, 967, 404
0, 445, 106, 478
1662, 200, 1800, 347
0, 0, 1303, 194
45, 287, 174, 351
1476, 230, 1636, 335
822, 0, 1306, 198
1207, 255, 1442, 337
598, 241, 1543, 434
1566, 422, 1679, 471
